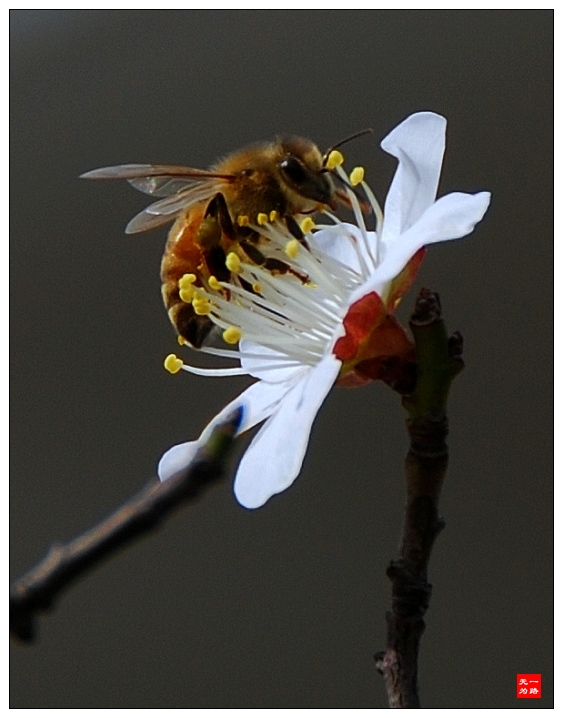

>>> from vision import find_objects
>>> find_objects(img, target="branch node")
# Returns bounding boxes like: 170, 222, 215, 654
377, 288, 462, 708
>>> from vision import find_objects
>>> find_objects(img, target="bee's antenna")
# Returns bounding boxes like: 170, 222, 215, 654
323, 128, 374, 165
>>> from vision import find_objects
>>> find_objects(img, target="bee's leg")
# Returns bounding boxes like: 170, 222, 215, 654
183, 313, 214, 349
206, 192, 236, 240
285, 215, 304, 240
263, 258, 309, 283
205, 245, 230, 282
239, 240, 266, 267
239, 240, 293, 275
284, 215, 310, 250
197, 193, 237, 282
197, 193, 236, 248
238, 276, 259, 295
168, 302, 214, 349
239, 240, 309, 284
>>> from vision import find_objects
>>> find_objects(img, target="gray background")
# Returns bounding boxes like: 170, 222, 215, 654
10, 10, 553, 708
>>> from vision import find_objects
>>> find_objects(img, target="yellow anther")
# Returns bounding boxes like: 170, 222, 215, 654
179, 285, 195, 303
300, 217, 315, 235
208, 276, 222, 291
237, 215, 249, 227
177, 335, 187, 345
257, 212, 268, 226
178, 273, 196, 290
192, 293, 212, 316
350, 166, 365, 186
326, 150, 344, 169
178, 274, 197, 302
226, 252, 242, 274
222, 326, 242, 344
269, 210, 279, 222
285, 239, 300, 259
193, 301, 212, 316
252, 282, 262, 294
164, 354, 183, 374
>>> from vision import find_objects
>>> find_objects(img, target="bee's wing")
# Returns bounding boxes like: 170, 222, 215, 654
80, 164, 235, 234
81, 164, 233, 196
125, 182, 220, 234
128, 176, 204, 197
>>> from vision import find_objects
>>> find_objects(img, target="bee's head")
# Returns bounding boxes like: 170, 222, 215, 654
277, 136, 336, 209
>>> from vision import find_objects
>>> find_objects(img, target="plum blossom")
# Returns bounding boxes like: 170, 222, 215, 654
158, 112, 491, 508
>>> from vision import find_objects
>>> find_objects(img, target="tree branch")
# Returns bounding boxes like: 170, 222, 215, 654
10, 408, 243, 644
375, 289, 464, 708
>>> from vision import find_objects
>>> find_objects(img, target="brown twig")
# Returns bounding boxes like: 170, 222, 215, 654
10, 408, 243, 644
375, 289, 464, 707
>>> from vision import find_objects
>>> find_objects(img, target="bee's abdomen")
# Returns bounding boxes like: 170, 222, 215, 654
160, 205, 213, 347
166, 302, 213, 348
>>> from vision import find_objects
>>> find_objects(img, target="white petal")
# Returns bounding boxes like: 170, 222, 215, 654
202, 378, 296, 440
158, 378, 294, 482
310, 223, 375, 274
158, 441, 200, 482
381, 112, 447, 240
350, 190, 491, 303
404, 191, 492, 247
234, 353, 341, 509
240, 339, 306, 383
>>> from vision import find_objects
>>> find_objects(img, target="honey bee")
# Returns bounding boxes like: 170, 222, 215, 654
82, 131, 371, 347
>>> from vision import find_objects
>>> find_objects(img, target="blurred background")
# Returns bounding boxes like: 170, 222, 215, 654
10, 10, 553, 708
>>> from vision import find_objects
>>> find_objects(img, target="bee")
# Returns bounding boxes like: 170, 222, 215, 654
81, 131, 372, 347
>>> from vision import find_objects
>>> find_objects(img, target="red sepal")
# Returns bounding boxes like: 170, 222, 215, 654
333, 292, 386, 362
387, 247, 426, 311
334, 294, 416, 389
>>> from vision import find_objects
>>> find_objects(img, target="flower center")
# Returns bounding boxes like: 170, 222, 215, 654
165, 156, 386, 378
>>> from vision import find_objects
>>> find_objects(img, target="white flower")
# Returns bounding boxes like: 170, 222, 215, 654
158, 112, 491, 509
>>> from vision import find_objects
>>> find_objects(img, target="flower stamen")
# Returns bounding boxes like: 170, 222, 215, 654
285, 239, 300, 259
300, 217, 315, 235
208, 276, 223, 291
333, 163, 376, 270
226, 252, 242, 274
360, 180, 384, 236
192, 294, 212, 316
222, 326, 242, 344
349, 166, 364, 186
164, 354, 184, 374
326, 150, 344, 169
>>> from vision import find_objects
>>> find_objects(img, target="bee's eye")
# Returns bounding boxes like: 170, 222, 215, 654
279, 153, 333, 205
280, 156, 307, 185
